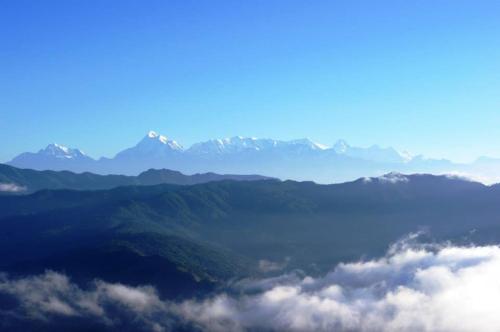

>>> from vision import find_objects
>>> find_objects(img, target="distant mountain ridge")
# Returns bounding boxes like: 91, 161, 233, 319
0, 164, 273, 194
7, 131, 500, 184
9, 143, 95, 173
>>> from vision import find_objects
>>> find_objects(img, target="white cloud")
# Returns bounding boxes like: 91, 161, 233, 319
0, 271, 168, 331
258, 257, 291, 273
3, 240, 500, 331
362, 172, 409, 184
378, 172, 409, 184
0, 182, 26, 192
440, 171, 500, 185
175, 242, 500, 332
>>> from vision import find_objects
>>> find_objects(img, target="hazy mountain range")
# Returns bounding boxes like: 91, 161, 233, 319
7, 131, 500, 183
0, 163, 272, 194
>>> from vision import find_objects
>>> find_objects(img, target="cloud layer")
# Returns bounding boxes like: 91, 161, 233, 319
2, 241, 500, 331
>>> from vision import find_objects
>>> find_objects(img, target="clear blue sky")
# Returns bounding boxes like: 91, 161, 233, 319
1, 0, 499, 162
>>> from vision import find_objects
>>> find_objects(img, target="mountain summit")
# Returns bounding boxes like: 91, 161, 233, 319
8, 143, 94, 173
114, 131, 183, 159
39, 143, 87, 159
145, 131, 183, 150
332, 140, 410, 163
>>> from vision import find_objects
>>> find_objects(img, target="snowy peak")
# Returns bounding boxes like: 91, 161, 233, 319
187, 138, 231, 154
112, 131, 183, 160
333, 139, 350, 153
188, 136, 276, 154
7, 142, 94, 173
40, 144, 87, 159
398, 150, 413, 162
288, 138, 330, 151
223, 136, 279, 151
333, 140, 412, 163
188, 136, 329, 154
147, 130, 160, 138
140, 131, 183, 151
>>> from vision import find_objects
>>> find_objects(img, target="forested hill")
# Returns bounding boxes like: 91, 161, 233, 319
0, 163, 273, 194
1, 173, 499, 298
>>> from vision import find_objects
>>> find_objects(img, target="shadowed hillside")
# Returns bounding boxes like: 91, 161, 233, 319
0, 163, 273, 194
1, 173, 500, 298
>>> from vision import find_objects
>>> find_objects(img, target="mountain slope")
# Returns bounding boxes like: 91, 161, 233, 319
0, 164, 273, 194
1, 173, 499, 297
9, 143, 95, 173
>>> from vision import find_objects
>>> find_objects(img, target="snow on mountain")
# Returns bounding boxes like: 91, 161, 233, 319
8, 143, 94, 172
187, 136, 329, 154
144, 131, 183, 150
16, 143, 89, 160
333, 139, 412, 163
333, 139, 349, 154
113, 131, 183, 159
398, 150, 414, 162
40, 143, 88, 159
188, 137, 282, 154
11, 131, 486, 184
146, 131, 183, 150
288, 138, 330, 151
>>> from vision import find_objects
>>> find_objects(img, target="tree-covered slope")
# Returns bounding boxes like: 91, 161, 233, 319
1, 174, 500, 296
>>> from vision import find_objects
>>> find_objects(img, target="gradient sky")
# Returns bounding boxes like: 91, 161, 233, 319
1, 0, 500, 162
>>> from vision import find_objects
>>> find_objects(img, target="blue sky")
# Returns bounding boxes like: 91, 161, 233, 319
1, 0, 499, 162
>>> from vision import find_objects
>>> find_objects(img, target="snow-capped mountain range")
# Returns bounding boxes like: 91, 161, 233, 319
6, 131, 500, 184
187, 136, 330, 155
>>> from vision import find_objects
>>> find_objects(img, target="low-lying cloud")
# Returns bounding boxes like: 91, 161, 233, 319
0, 182, 26, 192
2, 240, 500, 331
258, 257, 291, 273
0, 271, 169, 331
